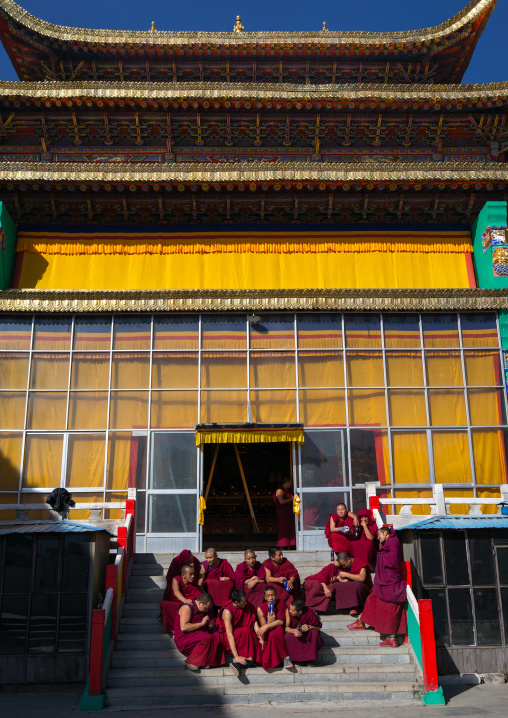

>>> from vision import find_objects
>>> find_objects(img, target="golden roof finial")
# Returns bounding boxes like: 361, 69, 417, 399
150, 21, 156, 31
322, 21, 327, 31
233, 15, 245, 33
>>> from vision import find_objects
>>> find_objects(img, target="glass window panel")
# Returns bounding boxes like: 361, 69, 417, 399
428, 390, 467, 426
152, 352, 198, 389
383, 314, 421, 348
109, 391, 149, 430
30, 354, 70, 390
22, 435, 63, 490
350, 429, 390, 486
27, 392, 67, 430
0, 353, 29, 389
464, 351, 503, 387
3, 534, 33, 592
300, 431, 346, 488
200, 390, 247, 424
497, 547, 508, 584
151, 391, 198, 429
28, 593, 58, 654
344, 314, 381, 349
432, 432, 472, 484
68, 392, 108, 430
149, 493, 197, 533
135, 490, 146, 533
202, 315, 246, 349
298, 351, 344, 388
423, 588, 450, 646
346, 352, 384, 387
474, 588, 501, 645
61, 534, 90, 592
153, 315, 199, 350
151, 432, 196, 490
392, 432, 430, 484
425, 351, 464, 386
422, 314, 459, 348
420, 534, 444, 584
201, 352, 247, 388
299, 389, 346, 426
65, 434, 106, 489
0, 432, 23, 490
58, 593, 88, 653
106, 432, 147, 491
443, 531, 469, 585
111, 353, 150, 389
472, 429, 508, 486
395, 490, 432, 515
386, 352, 424, 387
301, 491, 350, 531
33, 317, 71, 351
449, 588, 474, 645
250, 390, 297, 423
113, 316, 151, 350
389, 390, 427, 426
0, 392, 26, 429
468, 389, 506, 426
501, 588, 508, 643
297, 313, 342, 348
0, 315, 32, 350
470, 531, 495, 585
34, 537, 59, 591
249, 352, 295, 388
70, 354, 109, 390
348, 390, 387, 426
461, 313, 499, 348
0, 594, 28, 654
73, 316, 111, 351
249, 314, 295, 349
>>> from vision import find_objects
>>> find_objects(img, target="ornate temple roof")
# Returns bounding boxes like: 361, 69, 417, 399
0, 0, 496, 84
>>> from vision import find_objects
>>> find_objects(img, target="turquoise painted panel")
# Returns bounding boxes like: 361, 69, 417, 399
471, 201, 508, 289
0, 202, 16, 289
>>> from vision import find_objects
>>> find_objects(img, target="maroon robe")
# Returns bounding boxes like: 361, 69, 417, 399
258, 599, 287, 671
304, 562, 342, 612
218, 600, 262, 664
350, 509, 378, 565
202, 558, 235, 608
302, 506, 320, 530
362, 530, 407, 635
274, 486, 296, 548
160, 575, 201, 633
334, 556, 372, 611
325, 513, 356, 553
173, 600, 226, 668
164, 550, 201, 589
234, 561, 267, 609
284, 607, 324, 663
262, 557, 300, 606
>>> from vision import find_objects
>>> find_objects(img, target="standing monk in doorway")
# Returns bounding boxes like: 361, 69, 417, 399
274, 477, 296, 549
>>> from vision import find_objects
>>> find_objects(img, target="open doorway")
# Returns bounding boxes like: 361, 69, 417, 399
202, 442, 292, 551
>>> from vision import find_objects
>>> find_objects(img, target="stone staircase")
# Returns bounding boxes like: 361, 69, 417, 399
105, 552, 423, 708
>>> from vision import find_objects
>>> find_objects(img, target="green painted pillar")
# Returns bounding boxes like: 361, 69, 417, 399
471, 201, 508, 289
0, 202, 17, 289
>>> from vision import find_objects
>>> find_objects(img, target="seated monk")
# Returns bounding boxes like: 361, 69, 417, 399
218, 588, 263, 677
325, 503, 358, 554
234, 549, 267, 609
173, 592, 226, 671
348, 526, 407, 647
256, 585, 293, 671
262, 547, 300, 606
165, 549, 201, 586
304, 554, 343, 612
160, 564, 202, 634
350, 508, 378, 565
334, 552, 372, 616
284, 598, 324, 666
202, 547, 235, 608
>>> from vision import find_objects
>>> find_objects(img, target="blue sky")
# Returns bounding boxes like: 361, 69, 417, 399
0, 0, 505, 84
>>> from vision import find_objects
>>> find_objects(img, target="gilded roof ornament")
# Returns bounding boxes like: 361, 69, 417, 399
150, 21, 156, 31
322, 22, 328, 31
233, 15, 245, 33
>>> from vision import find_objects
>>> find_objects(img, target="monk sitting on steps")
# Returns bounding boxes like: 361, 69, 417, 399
304, 553, 343, 612
160, 563, 202, 634
325, 503, 359, 554
256, 585, 294, 671
334, 552, 372, 616
284, 598, 324, 666
218, 588, 263, 677
173, 592, 226, 672
202, 547, 235, 608
262, 546, 300, 606
234, 549, 267, 609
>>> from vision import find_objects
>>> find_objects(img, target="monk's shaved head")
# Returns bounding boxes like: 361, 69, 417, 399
205, 547, 217, 556
336, 552, 353, 562
181, 563, 193, 575
244, 548, 255, 558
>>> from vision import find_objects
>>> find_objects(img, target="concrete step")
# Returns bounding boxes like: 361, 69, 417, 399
134, 552, 334, 564
125, 589, 163, 603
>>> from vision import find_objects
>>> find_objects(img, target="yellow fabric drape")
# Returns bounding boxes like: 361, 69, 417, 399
389, 391, 427, 426
425, 352, 464, 386
22, 435, 63, 489
65, 434, 106, 489
477, 488, 502, 515
443, 489, 474, 516
151, 390, 198, 428
298, 352, 344, 388
27, 392, 67, 430
432, 432, 472, 484
71, 354, 110, 390
30, 354, 70, 390
196, 427, 304, 446
429, 390, 467, 426
472, 430, 508, 486
198, 496, 207, 526
395, 489, 433, 516
346, 353, 384, 386
152, 353, 199, 389
68, 392, 108, 430
251, 390, 298, 424
299, 389, 346, 426
293, 494, 301, 515
392, 433, 430, 485
201, 353, 247, 389
386, 352, 424, 387
0, 354, 29, 390
109, 391, 149, 430
200, 390, 247, 424
0, 432, 23, 490
106, 432, 147, 491
112, 354, 150, 389
468, 389, 504, 425
249, 352, 295, 388
464, 351, 500, 387
348, 390, 387, 426
0, 392, 27, 430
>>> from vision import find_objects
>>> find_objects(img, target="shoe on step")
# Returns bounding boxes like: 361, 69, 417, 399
185, 663, 200, 671
379, 636, 397, 647
283, 656, 294, 669
346, 618, 366, 630
230, 661, 242, 677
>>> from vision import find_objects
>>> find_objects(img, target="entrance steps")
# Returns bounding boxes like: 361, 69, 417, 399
105, 553, 423, 708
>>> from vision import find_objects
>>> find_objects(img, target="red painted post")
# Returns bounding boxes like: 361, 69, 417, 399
404, 560, 412, 590
419, 598, 439, 693
368, 495, 380, 511
125, 499, 136, 558
89, 608, 105, 695
117, 526, 127, 594
105, 565, 118, 642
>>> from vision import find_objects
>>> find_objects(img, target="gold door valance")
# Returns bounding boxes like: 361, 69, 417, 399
195, 423, 304, 446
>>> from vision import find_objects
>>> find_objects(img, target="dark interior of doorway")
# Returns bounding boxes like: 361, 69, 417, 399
202, 442, 291, 551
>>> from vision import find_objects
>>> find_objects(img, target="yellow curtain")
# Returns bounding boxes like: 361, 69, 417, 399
201, 353, 247, 389
250, 390, 297, 424
443, 489, 474, 516
428, 390, 467, 426
468, 389, 504, 425
0, 354, 29, 390
27, 392, 67, 430
249, 352, 295, 388
65, 434, 106, 489
106, 432, 146, 491
151, 390, 198, 428
0, 432, 23, 490
472, 430, 508, 486
348, 390, 386, 426
392, 432, 430, 485
0, 392, 27, 430
109, 391, 149, 430
395, 489, 433, 516
0, 493, 17, 520
30, 354, 70, 390
346, 353, 384, 386
432, 432, 472, 484
477, 488, 502, 515
111, 354, 150, 389
70, 354, 110, 390
22, 435, 63, 489
425, 352, 464, 386
299, 389, 346, 426
200, 390, 247, 424
298, 352, 344, 387
389, 391, 427, 426
385, 352, 424, 387
153, 352, 199, 389
196, 427, 304, 445
104, 492, 128, 520
68, 392, 108, 430
464, 351, 500, 387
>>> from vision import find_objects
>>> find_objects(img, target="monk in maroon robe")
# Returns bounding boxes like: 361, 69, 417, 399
304, 557, 342, 612
165, 549, 201, 585
234, 549, 267, 609
160, 564, 201, 634
218, 589, 263, 676
284, 598, 324, 665
325, 503, 358, 553
274, 478, 296, 549
256, 585, 293, 671
173, 592, 226, 670
334, 552, 372, 615
350, 508, 378, 565
263, 547, 300, 606
348, 526, 407, 646
202, 547, 235, 608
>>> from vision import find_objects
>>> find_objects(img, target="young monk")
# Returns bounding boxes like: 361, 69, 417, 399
160, 564, 202, 634
274, 477, 296, 549
262, 547, 300, 605
347, 526, 407, 646
256, 585, 293, 671
334, 552, 372, 616
234, 549, 267, 609
284, 598, 324, 666
202, 547, 235, 608
350, 508, 378, 565
173, 592, 226, 671
218, 588, 263, 677
165, 549, 201, 586
325, 503, 358, 554
304, 554, 343, 612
